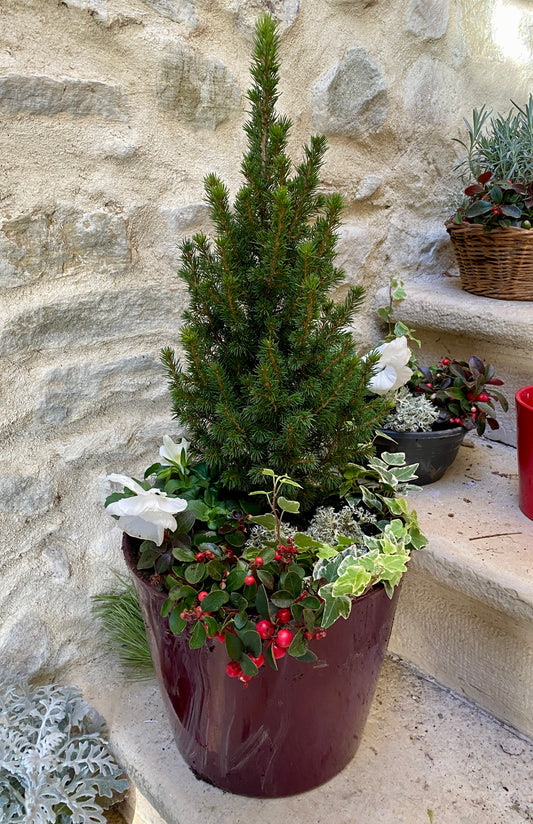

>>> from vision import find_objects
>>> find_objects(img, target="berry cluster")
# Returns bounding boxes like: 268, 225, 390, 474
274, 537, 299, 563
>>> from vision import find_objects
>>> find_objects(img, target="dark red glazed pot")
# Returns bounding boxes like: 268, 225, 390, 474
123, 534, 400, 798
516, 386, 533, 520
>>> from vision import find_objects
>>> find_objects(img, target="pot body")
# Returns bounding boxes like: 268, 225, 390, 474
376, 426, 467, 485
123, 535, 400, 798
516, 387, 533, 520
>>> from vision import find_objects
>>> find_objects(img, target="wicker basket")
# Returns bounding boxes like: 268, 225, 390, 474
446, 222, 533, 301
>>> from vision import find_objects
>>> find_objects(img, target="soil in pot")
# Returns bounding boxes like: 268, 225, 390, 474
123, 535, 401, 798
376, 426, 467, 485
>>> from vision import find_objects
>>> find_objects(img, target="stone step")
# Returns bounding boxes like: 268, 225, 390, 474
375, 274, 533, 446
390, 435, 533, 738
71, 653, 533, 824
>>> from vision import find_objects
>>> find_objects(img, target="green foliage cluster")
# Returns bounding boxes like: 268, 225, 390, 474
454, 97, 533, 184
103, 18, 427, 685
376, 279, 508, 434
451, 98, 533, 229
146, 462, 426, 678
92, 578, 154, 677
161, 14, 386, 503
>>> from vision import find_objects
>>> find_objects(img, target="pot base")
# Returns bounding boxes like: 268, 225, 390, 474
123, 535, 400, 798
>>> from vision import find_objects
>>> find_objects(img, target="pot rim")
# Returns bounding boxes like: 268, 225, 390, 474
377, 425, 466, 441
516, 386, 533, 412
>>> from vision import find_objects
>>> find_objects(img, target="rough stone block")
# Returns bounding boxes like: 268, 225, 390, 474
354, 175, 382, 200
142, 0, 200, 27
383, 219, 455, 277
0, 616, 51, 681
312, 47, 387, 137
157, 46, 241, 130
0, 287, 183, 356
230, 0, 299, 33
42, 545, 71, 581
335, 224, 376, 283
159, 203, 213, 266
0, 476, 54, 516
403, 56, 458, 127
33, 356, 168, 427
406, 0, 449, 40
0, 206, 131, 288
60, 0, 140, 27
327, 0, 376, 5
0, 75, 128, 120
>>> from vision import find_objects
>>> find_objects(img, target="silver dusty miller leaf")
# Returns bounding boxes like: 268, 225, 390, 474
0, 682, 128, 824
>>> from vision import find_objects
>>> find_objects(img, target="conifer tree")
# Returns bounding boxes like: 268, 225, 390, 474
161, 14, 386, 504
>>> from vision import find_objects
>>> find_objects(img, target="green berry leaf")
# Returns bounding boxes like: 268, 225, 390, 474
271, 590, 294, 608
184, 563, 207, 585
240, 654, 259, 677
288, 628, 307, 657
189, 620, 207, 649
169, 608, 187, 635
225, 630, 243, 661
199, 589, 229, 612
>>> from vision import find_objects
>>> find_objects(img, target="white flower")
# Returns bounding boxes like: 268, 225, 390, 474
106, 474, 188, 546
367, 336, 413, 396
159, 435, 190, 469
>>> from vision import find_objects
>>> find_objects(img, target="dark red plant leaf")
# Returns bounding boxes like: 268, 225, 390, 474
465, 184, 484, 197
477, 171, 493, 185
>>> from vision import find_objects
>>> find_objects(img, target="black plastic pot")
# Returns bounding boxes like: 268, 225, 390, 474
123, 534, 400, 798
376, 426, 467, 485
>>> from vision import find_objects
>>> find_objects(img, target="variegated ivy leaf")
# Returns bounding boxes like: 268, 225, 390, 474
331, 563, 372, 598
312, 545, 361, 583
319, 583, 352, 629
380, 451, 406, 466
381, 495, 409, 516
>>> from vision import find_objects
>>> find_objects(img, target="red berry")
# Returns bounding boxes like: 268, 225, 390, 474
226, 661, 242, 678
275, 550, 282, 561
244, 574, 255, 587
442, 358, 450, 365
239, 674, 252, 684
272, 643, 286, 659
198, 591, 208, 602
275, 629, 293, 648
250, 653, 265, 668
256, 620, 274, 639
276, 608, 291, 624
254, 557, 264, 567
195, 552, 205, 562
304, 631, 313, 640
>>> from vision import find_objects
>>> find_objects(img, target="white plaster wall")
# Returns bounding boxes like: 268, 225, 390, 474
1, 0, 532, 679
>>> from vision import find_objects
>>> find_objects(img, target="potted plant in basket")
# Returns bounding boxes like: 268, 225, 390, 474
446, 96, 533, 300
370, 280, 508, 484
104, 16, 426, 799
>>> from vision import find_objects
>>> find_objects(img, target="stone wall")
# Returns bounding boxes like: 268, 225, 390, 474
1, 0, 532, 680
